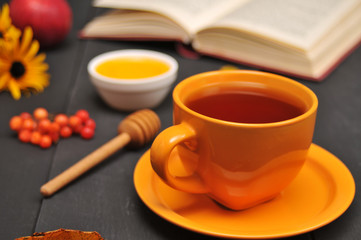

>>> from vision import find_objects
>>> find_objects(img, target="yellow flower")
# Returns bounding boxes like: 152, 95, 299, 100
0, 4, 21, 48
0, 26, 50, 100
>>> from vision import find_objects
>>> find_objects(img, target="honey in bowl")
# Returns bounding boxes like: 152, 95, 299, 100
95, 56, 170, 79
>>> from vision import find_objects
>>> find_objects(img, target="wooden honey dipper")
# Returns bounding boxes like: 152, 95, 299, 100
40, 109, 161, 197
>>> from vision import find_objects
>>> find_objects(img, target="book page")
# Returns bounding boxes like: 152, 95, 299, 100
81, 10, 191, 42
210, 0, 360, 49
94, 0, 245, 34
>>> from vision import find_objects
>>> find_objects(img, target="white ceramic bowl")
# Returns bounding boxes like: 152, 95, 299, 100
87, 49, 178, 111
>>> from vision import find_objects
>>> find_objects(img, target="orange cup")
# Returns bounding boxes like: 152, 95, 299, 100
150, 70, 318, 210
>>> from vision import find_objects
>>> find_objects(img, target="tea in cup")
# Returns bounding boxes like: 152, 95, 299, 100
150, 70, 318, 210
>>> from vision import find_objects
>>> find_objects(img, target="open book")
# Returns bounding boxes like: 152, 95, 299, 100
80, 0, 361, 81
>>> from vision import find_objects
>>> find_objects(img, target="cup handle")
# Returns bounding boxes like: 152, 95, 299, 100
150, 123, 208, 193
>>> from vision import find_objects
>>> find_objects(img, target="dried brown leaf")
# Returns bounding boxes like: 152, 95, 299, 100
15, 228, 104, 240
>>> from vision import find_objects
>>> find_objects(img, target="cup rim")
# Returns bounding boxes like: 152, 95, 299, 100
87, 49, 178, 86
173, 70, 318, 128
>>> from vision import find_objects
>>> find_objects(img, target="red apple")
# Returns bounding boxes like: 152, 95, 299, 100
9, 0, 72, 48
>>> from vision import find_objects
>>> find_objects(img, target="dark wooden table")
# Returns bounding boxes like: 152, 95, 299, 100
1, 1, 360, 239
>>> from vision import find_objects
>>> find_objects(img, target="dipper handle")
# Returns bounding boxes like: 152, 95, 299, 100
40, 133, 131, 197
40, 109, 160, 197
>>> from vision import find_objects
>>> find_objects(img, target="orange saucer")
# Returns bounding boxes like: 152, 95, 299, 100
133, 144, 355, 239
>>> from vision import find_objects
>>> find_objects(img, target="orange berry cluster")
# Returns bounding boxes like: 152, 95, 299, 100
9, 108, 96, 149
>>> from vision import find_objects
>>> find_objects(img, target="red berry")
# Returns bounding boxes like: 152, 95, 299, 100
22, 118, 36, 131
49, 122, 60, 133
20, 112, 32, 119
9, 116, 23, 131
84, 118, 96, 129
80, 127, 94, 139
60, 126, 72, 138
76, 109, 90, 123
33, 107, 48, 120
49, 132, 60, 143
54, 113, 69, 127
38, 119, 52, 133
73, 124, 83, 134
69, 115, 82, 130
39, 135, 52, 149
30, 131, 42, 145
18, 130, 32, 143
